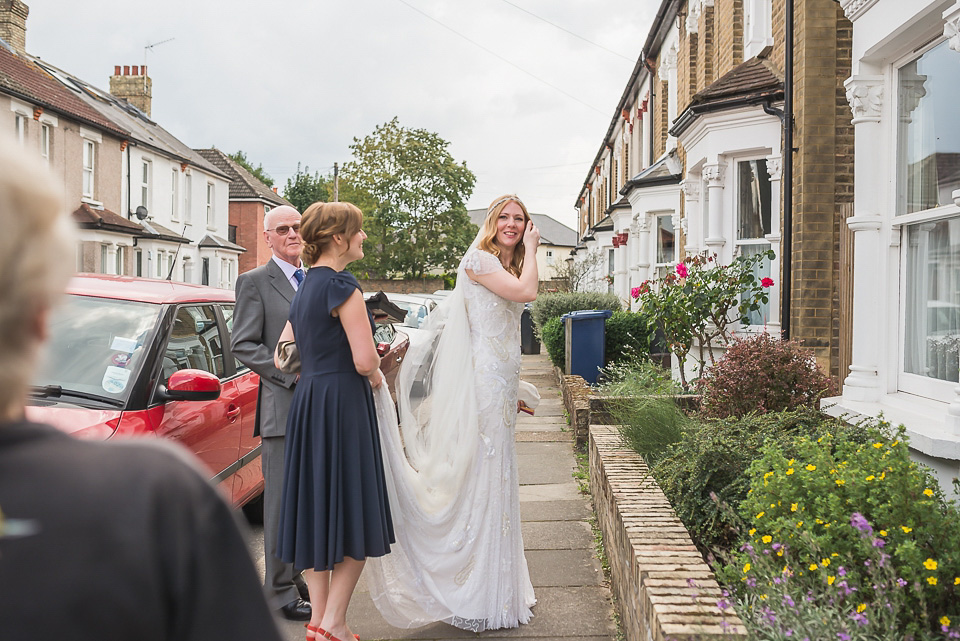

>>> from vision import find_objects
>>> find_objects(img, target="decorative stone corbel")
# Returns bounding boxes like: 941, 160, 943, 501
680, 180, 700, 201
839, 0, 880, 22
703, 164, 725, 186
945, 2, 960, 52
765, 157, 782, 181
844, 75, 884, 124
659, 46, 677, 82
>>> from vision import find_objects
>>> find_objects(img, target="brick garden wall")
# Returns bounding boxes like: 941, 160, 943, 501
358, 278, 446, 295
590, 425, 746, 640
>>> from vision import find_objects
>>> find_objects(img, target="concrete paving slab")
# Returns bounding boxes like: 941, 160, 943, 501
526, 548, 604, 587
520, 500, 593, 522
518, 482, 583, 502
486, 587, 617, 638
515, 431, 572, 443
521, 520, 593, 550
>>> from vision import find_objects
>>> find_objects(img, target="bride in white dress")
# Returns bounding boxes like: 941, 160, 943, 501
367, 194, 540, 632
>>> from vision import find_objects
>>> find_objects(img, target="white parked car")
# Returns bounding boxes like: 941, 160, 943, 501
382, 293, 438, 331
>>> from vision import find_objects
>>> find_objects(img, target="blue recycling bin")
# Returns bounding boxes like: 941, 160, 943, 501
562, 309, 613, 384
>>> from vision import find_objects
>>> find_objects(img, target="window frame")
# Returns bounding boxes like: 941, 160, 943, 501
892, 37, 960, 403
82, 140, 96, 199
170, 167, 179, 221
206, 182, 216, 229
39, 123, 51, 165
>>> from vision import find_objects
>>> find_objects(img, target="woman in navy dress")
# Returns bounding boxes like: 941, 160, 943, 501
275, 201, 394, 641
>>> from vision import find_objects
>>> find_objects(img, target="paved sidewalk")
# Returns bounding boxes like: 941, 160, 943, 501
271, 352, 617, 641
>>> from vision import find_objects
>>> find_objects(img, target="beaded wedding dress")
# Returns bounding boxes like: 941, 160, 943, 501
367, 246, 536, 632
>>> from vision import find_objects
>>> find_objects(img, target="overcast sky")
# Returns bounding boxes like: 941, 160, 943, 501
27, 0, 656, 231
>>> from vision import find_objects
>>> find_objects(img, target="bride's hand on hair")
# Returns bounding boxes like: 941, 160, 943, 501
522, 221, 540, 251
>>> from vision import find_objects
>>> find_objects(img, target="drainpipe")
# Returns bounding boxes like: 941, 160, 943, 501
643, 57, 656, 166
781, 0, 795, 340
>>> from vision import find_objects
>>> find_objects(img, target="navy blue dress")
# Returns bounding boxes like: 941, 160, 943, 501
277, 267, 394, 571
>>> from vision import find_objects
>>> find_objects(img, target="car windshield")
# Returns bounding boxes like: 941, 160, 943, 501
33, 295, 162, 404
394, 302, 427, 328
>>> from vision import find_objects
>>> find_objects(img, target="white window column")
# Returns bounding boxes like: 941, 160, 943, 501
765, 155, 783, 333
842, 74, 885, 402
703, 162, 726, 251
681, 179, 701, 253
105, 243, 118, 275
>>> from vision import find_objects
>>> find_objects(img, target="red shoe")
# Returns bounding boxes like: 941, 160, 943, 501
315, 627, 360, 641
305, 623, 320, 641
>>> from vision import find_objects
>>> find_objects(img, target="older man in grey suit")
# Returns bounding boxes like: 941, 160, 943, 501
232, 204, 311, 621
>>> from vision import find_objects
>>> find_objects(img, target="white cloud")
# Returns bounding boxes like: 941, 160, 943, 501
27, 0, 656, 230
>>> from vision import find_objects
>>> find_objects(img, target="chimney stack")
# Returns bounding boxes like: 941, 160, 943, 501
0, 0, 28, 56
110, 63, 153, 117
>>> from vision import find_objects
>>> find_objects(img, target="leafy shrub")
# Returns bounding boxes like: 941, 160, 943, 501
599, 356, 679, 398
653, 408, 854, 554
604, 311, 653, 364
540, 316, 565, 368
696, 333, 836, 418
730, 421, 960, 635
531, 291, 620, 335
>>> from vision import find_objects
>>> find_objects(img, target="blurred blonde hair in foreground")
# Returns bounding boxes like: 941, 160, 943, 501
0, 135, 75, 419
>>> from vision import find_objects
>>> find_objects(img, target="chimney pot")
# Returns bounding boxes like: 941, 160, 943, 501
272, 187, 278, 193
142, 65, 147, 76
133, 65, 139, 75
123, 65, 130, 75
114, 65, 121, 75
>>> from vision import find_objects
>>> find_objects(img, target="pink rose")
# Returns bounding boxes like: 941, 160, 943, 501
675, 263, 688, 278
631, 286, 641, 299
761, 277, 774, 287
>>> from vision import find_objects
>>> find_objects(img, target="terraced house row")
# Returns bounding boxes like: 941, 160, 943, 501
0, 0, 291, 288
574, 0, 960, 493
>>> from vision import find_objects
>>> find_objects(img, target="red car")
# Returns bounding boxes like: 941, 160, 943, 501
26, 274, 409, 513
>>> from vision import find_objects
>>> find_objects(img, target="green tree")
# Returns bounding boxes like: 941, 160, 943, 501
282, 163, 330, 214
228, 150, 273, 187
344, 117, 477, 279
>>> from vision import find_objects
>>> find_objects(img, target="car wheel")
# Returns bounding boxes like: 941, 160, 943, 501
241, 491, 264, 524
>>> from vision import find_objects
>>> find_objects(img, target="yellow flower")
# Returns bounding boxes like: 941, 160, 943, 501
879, 530, 887, 537
824, 523, 831, 528
817, 437, 823, 443
777, 549, 784, 557
866, 475, 875, 481
770, 503, 776, 509
796, 521, 804, 528
806, 464, 816, 471
788, 459, 795, 465
786, 468, 794, 475
815, 518, 824, 524
923, 488, 934, 497
901, 526, 912, 534
756, 511, 765, 519
924, 558, 938, 571
892, 440, 899, 446
762, 535, 772, 544
821, 558, 830, 567
791, 503, 798, 512
879, 472, 886, 480
831, 553, 839, 557
955, 577, 960, 585
941, 616, 951, 627
743, 562, 751, 574
857, 604, 867, 613
809, 563, 818, 571
749, 528, 757, 536
830, 469, 837, 475
927, 577, 938, 586
873, 442, 883, 449
835, 479, 845, 486
827, 576, 835, 585
759, 594, 767, 600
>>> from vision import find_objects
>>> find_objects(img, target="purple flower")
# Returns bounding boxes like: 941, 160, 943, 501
851, 612, 869, 626
773, 577, 782, 585
896, 578, 908, 587
747, 577, 757, 588
850, 512, 873, 535
838, 633, 852, 641
716, 599, 730, 610
782, 595, 796, 608
838, 566, 847, 577
872, 538, 885, 548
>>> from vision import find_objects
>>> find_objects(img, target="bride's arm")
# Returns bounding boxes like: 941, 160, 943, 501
467, 221, 540, 303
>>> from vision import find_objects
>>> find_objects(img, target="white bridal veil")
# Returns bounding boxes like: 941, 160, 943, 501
366, 204, 537, 631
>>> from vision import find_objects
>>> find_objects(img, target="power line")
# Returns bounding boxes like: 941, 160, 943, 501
497, 0, 634, 63
394, 0, 606, 116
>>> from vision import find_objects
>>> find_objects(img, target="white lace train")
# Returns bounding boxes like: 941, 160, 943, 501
366, 248, 536, 631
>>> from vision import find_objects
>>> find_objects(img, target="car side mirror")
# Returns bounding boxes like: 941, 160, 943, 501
156, 369, 221, 402
376, 342, 391, 357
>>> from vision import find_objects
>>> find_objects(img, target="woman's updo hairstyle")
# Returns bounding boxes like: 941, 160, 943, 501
300, 201, 363, 265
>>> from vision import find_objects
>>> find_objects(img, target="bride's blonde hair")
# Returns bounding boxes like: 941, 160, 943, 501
476, 194, 529, 278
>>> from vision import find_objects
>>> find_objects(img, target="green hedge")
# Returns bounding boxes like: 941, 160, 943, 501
540, 310, 653, 370
531, 291, 620, 334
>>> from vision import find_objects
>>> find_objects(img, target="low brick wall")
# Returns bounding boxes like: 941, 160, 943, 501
590, 425, 746, 640
558, 369, 591, 446
358, 278, 445, 295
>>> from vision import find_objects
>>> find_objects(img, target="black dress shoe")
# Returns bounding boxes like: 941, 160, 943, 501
278, 597, 312, 621
294, 574, 310, 602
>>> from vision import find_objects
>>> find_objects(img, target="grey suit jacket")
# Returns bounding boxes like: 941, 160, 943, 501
232, 260, 299, 439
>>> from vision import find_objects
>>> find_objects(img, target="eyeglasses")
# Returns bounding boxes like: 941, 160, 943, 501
267, 224, 300, 235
